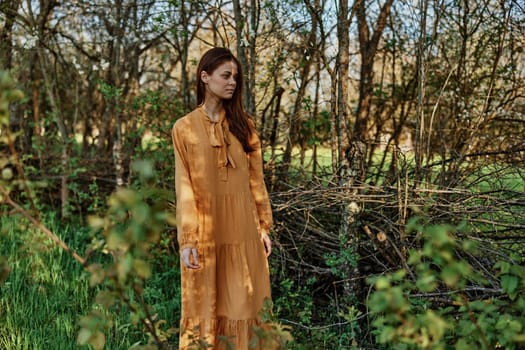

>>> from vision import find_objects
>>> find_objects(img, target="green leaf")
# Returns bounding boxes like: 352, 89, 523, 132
375, 277, 391, 290
112, 187, 139, 206
117, 253, 133, 283
495, 261, 511, 274
407, 250, 422, 265
427, 225, 453, 247
107, 230, 127, 250
134, 259, 151, 279
88, 263, 105, 286
378, 325, 396, 343
455, 338, 473, 350
392, 269, 407, 281
131, 202, 150, 225
416, 272, 437, 292
368, 292, 390, 313
461, 239, 477, 252
90, 330, 106, 350
130, 311, 141, 325
95, 290, 117, 308
405, 217, 422, 233
88, 215, 105, 230
77, 328, 92, 345
455, 261, 473, 277
423, 310, 447, 341
501, 274, 519, 298
441, 266, 460, 287
5, 89, 24, 102
513, 334, 525, 342
132, 159, 154, 179
496, 316, 522, 334
509, 264, 525, 278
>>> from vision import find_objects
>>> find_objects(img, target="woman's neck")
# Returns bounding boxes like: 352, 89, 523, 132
202, 98, 223, 122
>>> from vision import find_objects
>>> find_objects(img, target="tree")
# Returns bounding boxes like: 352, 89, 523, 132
0, 0, 22, 70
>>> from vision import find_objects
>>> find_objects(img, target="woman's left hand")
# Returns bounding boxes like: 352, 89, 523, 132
261, 233, 272, 257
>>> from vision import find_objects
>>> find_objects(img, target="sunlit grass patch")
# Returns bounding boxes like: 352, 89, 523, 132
0, 213, 181, 349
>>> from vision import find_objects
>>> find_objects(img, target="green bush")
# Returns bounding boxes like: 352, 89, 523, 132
367, 220, 525, 349
79, 160, 178, 349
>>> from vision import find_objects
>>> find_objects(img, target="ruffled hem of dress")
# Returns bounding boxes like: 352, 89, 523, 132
179, 316, 274, 350
179, 317, 217, 349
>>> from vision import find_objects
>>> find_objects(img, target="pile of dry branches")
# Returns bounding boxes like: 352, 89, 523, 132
269, 164, 525, 304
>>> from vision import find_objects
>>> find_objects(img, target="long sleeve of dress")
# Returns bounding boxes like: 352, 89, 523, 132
172, 122, 199, 250
248, 129, 273, 235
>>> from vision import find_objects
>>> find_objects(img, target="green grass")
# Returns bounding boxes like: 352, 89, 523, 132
0, 213, 181, 349
264, 146, 334, 178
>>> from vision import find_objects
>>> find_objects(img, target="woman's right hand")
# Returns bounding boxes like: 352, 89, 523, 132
182, 247, 200, 269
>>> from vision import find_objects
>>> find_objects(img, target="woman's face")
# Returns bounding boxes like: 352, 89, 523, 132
201, 60, 238, 101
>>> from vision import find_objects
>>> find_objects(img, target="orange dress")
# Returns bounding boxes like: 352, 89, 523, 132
171, 107, 273, 349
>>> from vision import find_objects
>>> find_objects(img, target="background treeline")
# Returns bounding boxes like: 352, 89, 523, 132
1, 0, 525, 349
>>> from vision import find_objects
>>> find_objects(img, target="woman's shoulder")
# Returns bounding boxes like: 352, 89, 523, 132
173, 108, 202, 130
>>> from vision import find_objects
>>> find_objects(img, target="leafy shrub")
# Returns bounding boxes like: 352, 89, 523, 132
367, 219, 525, 349
79, 160, 178, 349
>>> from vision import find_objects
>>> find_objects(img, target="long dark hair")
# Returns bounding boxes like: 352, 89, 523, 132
196, 47, 254, 152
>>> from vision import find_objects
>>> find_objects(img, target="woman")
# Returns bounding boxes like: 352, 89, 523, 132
171, 47, 273, 349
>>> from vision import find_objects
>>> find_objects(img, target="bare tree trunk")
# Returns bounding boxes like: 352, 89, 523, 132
96, 0, 144, 188
32, 0, 70, 218
260, 85, 284, 145
179, 0, 191, 110
31, 65, 44, 167
36, 49, 70, 217
414, 0, 428, 181
180, 42, 190, 109
113, 0, 124, 188
337, 0, 350, 155
311, 58, 321, 177
353, 0, 394, 143
0, 0, 21, 69
269, 88, 283, 158
329, 70, 338, 174
335, 0, 394, 303
232, 0, 251, 113
2, 0, 22, 142
336, 0, 360, 301
246, 0, 259, 116
262, 85, 284, 191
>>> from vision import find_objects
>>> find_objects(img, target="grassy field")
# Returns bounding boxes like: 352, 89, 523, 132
0, 214, 181, 350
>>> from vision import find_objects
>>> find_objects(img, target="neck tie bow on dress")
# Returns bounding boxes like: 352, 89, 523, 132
202, 107, 236, 181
